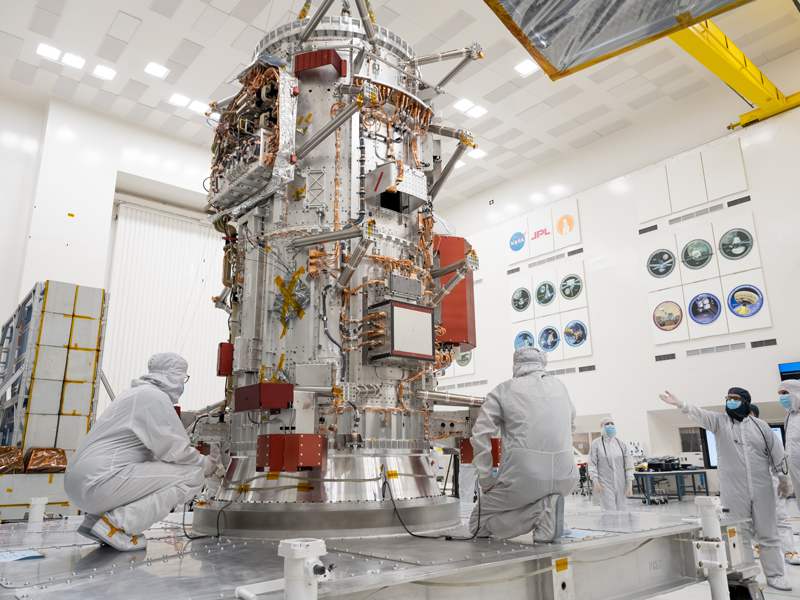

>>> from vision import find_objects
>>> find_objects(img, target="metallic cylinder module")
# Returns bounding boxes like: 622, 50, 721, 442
195, 2, 481, 537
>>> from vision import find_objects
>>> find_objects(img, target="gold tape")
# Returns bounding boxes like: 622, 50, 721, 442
728, 528, 736, 538
297, 483, 314, 492
269, 354, 285, 383
48, 474, 53, 484
387, 470, 398, 480
556, 557, 569, 572
266, 472, 280, 480
275, 266, 306, 339
238, 484, 251, 494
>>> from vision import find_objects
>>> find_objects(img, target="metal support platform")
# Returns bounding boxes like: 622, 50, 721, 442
0, 509, 752, 600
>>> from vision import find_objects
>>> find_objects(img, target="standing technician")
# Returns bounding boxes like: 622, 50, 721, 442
588, 417, 633, 511
660, 388, 791, 591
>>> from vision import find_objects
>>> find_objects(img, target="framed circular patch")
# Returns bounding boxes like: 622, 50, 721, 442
727, 284, 764, 318
563, 320, 587, 347
647, 249, 676, 278
535, 281, 556, 306
538, 326, 560, 351
653, 301, 683, 331
689, 293, 721, 324
514, 331, 536, 349
559, 274, 583, 300
718, 228, 754, 260
511, 287, 531, 312
681, 239, 713, 270
456, 351, 472, 367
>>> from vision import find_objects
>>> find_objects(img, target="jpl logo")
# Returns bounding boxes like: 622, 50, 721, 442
531, 228, 551, 240
509, 231, 526, 252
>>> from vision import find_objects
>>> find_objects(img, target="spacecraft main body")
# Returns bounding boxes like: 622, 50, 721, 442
194, 0, 482, 537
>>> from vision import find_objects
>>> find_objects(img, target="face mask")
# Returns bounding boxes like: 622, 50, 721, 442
604, 425, 615, 436
181, 384, 185, 396
780, 395, 792, 409
726, 399, 742, 410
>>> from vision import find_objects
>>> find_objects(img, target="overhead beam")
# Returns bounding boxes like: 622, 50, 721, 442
669, 19, 799, 128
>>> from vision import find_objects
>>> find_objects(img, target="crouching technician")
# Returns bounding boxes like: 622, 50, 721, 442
469, 347, 579, 540
65, 352, 221, 551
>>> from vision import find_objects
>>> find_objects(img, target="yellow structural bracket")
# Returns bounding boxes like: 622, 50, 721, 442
670, 19, 800, 129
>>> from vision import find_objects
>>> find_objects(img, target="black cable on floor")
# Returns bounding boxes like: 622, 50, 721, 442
215, 492, 243, 538
181, 499, 210, 541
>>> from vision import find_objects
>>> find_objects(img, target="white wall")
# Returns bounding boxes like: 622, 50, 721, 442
18, 99, 210, 298
448, 107, 800, 459
0, 92, 45, 318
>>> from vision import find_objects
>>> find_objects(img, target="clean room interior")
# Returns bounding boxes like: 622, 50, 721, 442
2, 0, 800, 598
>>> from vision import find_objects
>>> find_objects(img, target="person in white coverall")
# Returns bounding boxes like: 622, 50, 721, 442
749, 405, 800, 565
781, 380, 800, 513
588, 417, 633, 511
660, 388, 792, 591
469, 347, 579, 540
65, 353, 221, 551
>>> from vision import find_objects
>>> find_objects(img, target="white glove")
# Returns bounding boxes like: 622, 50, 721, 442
659, 391, 680, 406
594, 482, 602, 494
204, 455, 222, 478
778, 479, 792, 500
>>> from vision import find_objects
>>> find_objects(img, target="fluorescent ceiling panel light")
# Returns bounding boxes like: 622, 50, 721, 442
468, 149, 487, 159
189, 100, 208, 114
514, 59, 540, 77
466, 105, 487, 118
145, 62, 169, 78
36, 43, 60, 60
93, 65, 116, 80
168, 93, 190, 107
62, 53, 85, 69
454, 160, 465, 169
210, 112, 221, 121
453, 98, 474, 112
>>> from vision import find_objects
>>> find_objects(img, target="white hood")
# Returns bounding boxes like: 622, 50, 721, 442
131, 352, 188, 404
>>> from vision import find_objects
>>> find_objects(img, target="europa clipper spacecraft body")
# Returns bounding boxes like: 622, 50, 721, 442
194, 0, 483, 536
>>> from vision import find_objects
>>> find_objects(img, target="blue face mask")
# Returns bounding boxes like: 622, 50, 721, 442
604, 425, 615, 436
181, 384, 185, 396
726, 399, 742, 410
780, 395, 792, 409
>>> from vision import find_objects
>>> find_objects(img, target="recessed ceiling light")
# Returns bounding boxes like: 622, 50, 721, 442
549, 184, 566, 196
514, 59, 540, 77
36, 43, 60, 60
189, 100, 208, 114
530, 192, 545, 202
468, 149, 487, 159
466, 105, 487, 118
145, 62, 169, 78
93, 65, 116, 80
169, 93, 190, 107
209, 112, 221, 121
454, 160, 465, 169
62, 53, 85, 69
453, 99, 474, 112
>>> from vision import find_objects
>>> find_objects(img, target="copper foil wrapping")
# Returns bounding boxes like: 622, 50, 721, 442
0, 447, 24, 474
24, 448, 68, 473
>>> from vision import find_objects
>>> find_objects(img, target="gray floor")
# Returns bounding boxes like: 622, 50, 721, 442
565, 492, 800, 599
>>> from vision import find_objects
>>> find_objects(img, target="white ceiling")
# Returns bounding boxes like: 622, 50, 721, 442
1, 0, 799, 208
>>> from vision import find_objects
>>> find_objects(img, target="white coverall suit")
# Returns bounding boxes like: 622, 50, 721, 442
676, 400, 786, 579
588, 419, 633, 511
782, 381, 800, 514
469, 347, 579, 539
65, 353, 216, 536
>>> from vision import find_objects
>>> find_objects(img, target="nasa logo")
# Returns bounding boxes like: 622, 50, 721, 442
531, 228, 551, 240
556, 214, 575, 235
509, 231, 526, 252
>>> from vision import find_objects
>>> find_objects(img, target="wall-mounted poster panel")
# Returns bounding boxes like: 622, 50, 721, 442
642, 235, 682, 292
676, 224, 720, 286
666, 152, 708, 213
560, 307, 592, 360
648, 287, 690, 345
454, 348, 475, 377
701, 138, 747, 202
556, 261, 587, 310
633, 165, 672, 223
532, 268, 561, 318
511, 319, 538, 352
527, 208, 555, 259
509, 276, 533, 323
712, 211, 761, 277
682, 278, 730, 340
553, 198, 581, 251
505, 216, 530, 264
720, 268, 772, 334
536, 317, 564, 362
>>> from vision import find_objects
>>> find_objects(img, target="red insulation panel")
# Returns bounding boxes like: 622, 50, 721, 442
295, 49, 347, 78
435, 236, 476, 350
